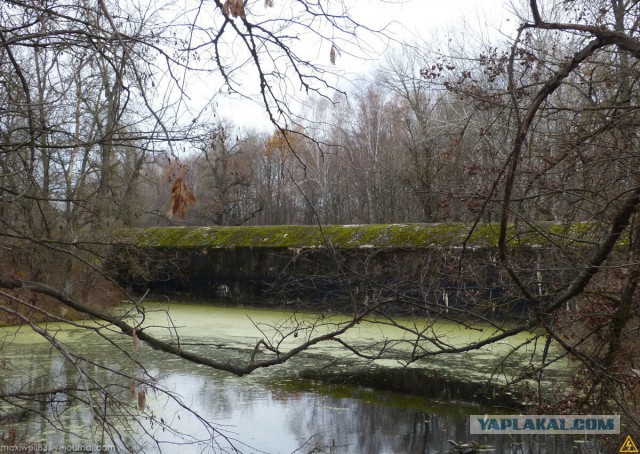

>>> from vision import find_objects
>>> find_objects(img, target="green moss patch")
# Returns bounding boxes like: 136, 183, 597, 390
115, 222, 609, 250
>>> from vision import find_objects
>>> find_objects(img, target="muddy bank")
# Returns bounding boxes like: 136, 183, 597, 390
0, 245, 122, 326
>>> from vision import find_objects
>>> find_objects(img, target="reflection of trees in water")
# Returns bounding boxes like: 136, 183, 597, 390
285, 393, 443, 452
288, 392, 598, 454
2, 345, 81, 432
141, 360, 472, 453
3, 345, 83, 439
0, 332, 603, 454
0, 337, 185, 451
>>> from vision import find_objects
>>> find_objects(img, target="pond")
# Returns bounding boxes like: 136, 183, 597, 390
0, 302, 604, 453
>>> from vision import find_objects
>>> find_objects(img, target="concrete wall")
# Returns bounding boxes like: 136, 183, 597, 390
108, 224, 583, 316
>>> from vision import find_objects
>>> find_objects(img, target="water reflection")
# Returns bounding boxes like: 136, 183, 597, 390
0, 306, 604, 453
144, 368, 601, 453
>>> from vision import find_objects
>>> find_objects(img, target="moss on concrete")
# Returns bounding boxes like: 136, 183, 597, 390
115, 222, 607, 250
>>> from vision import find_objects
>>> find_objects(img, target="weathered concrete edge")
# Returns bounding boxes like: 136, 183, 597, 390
115, 222, 601, 250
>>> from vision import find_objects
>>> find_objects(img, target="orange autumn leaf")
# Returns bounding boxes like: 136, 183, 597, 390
167, 175, 196, 219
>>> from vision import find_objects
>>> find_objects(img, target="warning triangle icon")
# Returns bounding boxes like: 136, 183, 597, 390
620, 436, 639, 453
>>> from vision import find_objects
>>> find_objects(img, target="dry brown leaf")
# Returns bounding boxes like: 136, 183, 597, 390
167, 175, 196, 219
132, 328, 141, 351
329, 44, 340, 65
129, 378, 136, 401
137, 390, 146, 411
222, 0, 246, 18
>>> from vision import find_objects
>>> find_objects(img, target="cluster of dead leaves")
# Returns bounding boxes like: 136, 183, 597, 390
222, 0, 274, 19
167, 175, 196, 220
162, 157, 196, 220
129, 377, 147, 410
162, 175, 196, 219
222, 0, 245, 18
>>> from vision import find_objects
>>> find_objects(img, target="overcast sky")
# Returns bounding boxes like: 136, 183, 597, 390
213, 0, 517, 132
352, 0, 514, 39
334, 0, 517, 84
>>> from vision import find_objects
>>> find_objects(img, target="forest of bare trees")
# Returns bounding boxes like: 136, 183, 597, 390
5, 0, 639, 232
1, 0, 640, 450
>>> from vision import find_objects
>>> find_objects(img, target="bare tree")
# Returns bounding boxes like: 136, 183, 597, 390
491, 0, 640, 426
0, 0, 390, 450
3, 0, 639, 450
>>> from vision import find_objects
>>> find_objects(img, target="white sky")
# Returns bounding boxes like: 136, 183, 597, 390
211, 0, 519, 132
351, 0, 515, 40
